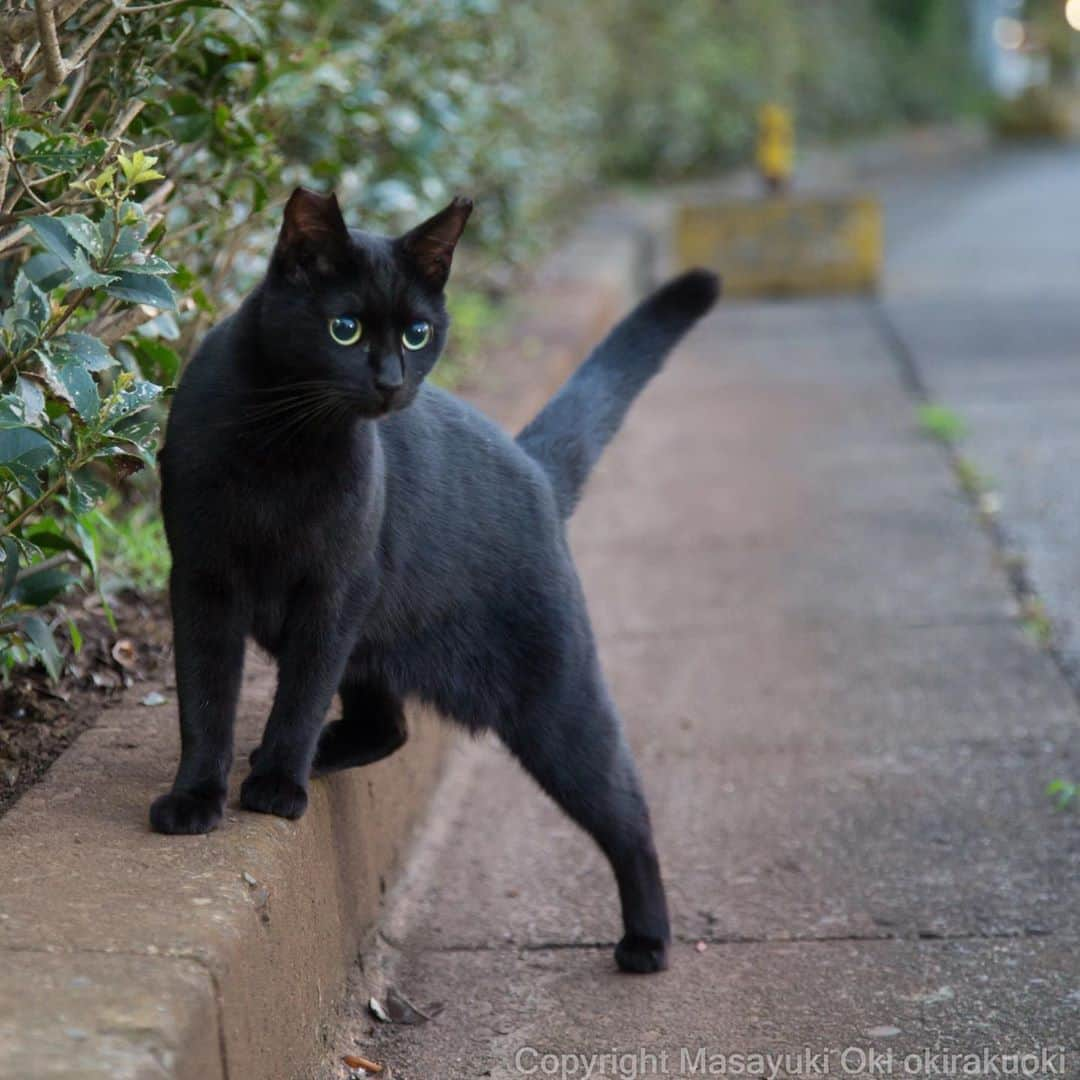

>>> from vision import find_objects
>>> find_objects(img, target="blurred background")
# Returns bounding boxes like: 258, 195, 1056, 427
1, 0, 1079, 796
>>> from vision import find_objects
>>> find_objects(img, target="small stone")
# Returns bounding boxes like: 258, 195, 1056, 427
241, 871, 257, 887
140, 691, 167, 707
695, 940, 708, 953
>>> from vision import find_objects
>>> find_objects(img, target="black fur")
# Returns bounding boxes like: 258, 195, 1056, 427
151, 187, 719, 974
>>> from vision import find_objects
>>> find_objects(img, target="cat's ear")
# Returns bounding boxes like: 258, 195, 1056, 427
273, 187, 349, 277
399, 196, 473, 290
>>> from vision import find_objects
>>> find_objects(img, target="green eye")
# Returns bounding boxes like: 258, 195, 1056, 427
329, 315, 362, 346
402, 320, 432, 351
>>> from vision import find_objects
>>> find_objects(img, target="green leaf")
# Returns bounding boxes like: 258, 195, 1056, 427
110, 413, 160, 446
105, 271, 177, 310
105, 379, 162, 424
133, 338, 181, 383
74, 518, 100, 580
129, 254, 177, 276
12, 564, 80, 607
69, 250, 117, 289
1, 537, 19, 600
18, 136, 107, 172
0, 425, 54, 470
38, 353, 100, 421
67, 467, 107, 514
56, 332, 117, 372
67, 617, 83, 655
23, 252, 72, 292
59, 214, 105, 259
57, 361, 98, 421
98, 438, 156, 470
28, 216, 80, 267
14, 377, 45, 424
26, 526, 94, 569
101, 205, 147, 259
15, 271, 51, 326
18, 614, 63, 681
1047, 779, 1077, 810
0, 394, 26, 427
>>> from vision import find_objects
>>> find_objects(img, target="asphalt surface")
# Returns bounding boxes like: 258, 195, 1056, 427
315, 151, 1080, 1080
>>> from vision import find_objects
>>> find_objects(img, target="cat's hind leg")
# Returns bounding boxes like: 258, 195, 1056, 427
248, 677, 408, 775
499, 670, 670, 974
312, 676, 408, 775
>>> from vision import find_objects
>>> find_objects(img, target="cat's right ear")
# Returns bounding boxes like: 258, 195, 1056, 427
272, 187, 349, 280
399, 196, 473, 291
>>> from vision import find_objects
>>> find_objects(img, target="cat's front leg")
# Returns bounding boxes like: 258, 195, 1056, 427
150, 572, 246, 834
241, 590, 356, 820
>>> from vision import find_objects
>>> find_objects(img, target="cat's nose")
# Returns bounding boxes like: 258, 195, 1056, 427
373, 353, 404, 393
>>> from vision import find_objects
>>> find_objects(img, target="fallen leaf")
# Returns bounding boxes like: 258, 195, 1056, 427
343, 1053, 383, 1075
386, 986, 444, 1025
111, 639, 138, 670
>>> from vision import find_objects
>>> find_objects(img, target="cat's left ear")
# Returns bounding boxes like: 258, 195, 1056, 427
273, 187, 350, 277
399, 196, 473, 290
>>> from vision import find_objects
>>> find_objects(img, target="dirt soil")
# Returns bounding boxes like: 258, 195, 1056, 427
0, 589, 171, 817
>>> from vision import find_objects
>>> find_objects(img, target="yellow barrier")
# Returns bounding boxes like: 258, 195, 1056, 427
675, 195, 882, 297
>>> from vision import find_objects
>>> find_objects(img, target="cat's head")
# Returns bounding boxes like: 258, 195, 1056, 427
257, 187, 472, 418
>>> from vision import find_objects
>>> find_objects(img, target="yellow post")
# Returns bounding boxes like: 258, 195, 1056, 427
755, 103, 794, 195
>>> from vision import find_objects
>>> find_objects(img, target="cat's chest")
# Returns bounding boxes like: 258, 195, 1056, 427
227, 477, 362, 570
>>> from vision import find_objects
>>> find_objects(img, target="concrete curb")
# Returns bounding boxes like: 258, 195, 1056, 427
0, 209, 643, 1080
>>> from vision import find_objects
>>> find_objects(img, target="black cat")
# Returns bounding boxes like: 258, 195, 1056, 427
152, 187, 719, 973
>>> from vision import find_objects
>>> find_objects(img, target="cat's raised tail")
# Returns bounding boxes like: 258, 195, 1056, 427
517, 268, 720, 518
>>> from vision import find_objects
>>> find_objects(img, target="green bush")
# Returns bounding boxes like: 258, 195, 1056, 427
0, 1, 280, 678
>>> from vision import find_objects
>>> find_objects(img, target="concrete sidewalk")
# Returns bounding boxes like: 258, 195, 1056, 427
883, 147, 1080, 677
317, 265, 1079, 1070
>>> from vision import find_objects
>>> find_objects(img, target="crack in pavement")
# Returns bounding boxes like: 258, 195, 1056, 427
377, 925, 1060, 957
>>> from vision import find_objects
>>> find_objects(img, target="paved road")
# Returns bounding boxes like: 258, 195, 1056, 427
883, 146, 1080, 676
316, 154, 1080, 1079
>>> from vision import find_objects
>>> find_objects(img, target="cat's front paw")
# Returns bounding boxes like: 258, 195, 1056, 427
150, 789, 224, 834
240, 771, 308, 820
614, 933, 669, 974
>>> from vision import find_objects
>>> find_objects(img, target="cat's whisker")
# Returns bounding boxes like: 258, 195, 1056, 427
246, 379, 342, 396
250, 391, 348, 451
220, 387, 343, 430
